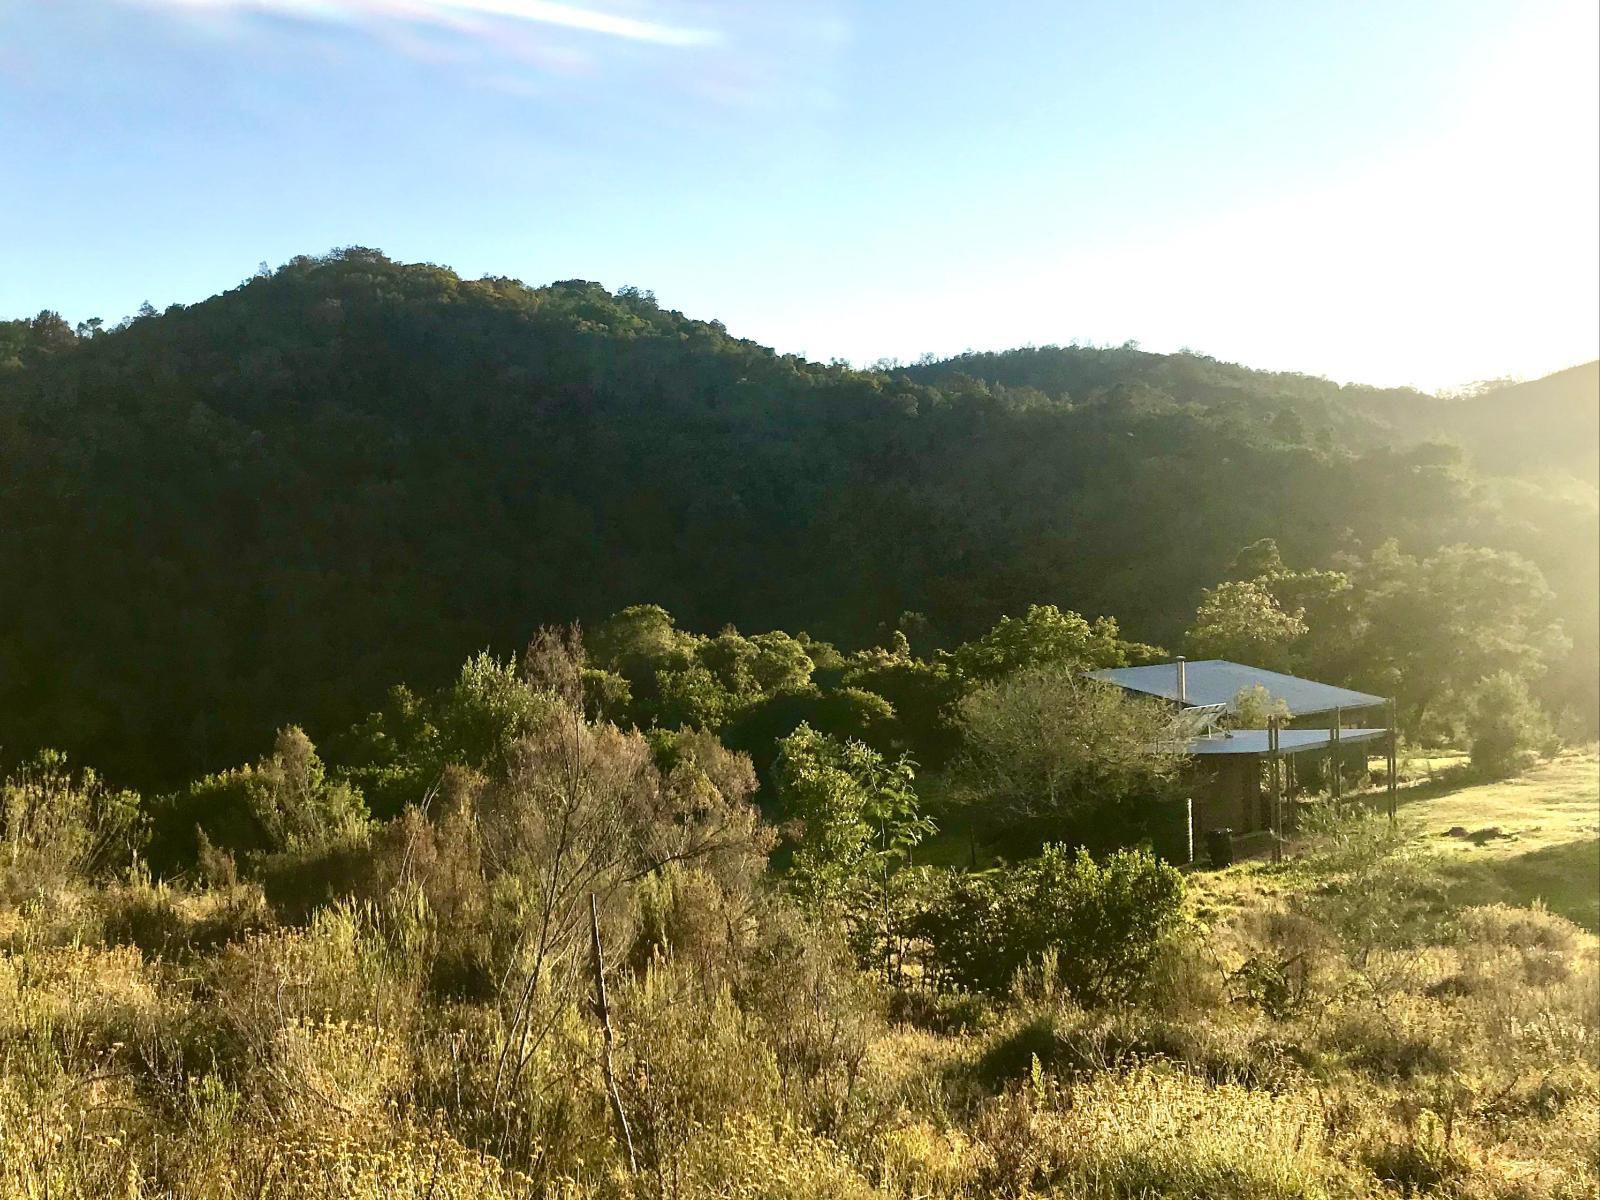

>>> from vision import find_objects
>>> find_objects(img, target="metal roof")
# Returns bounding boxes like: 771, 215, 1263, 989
1090, 659, 1386, 716
1186, 728, 1388, 756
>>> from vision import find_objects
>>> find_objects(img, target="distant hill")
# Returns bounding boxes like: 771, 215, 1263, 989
1432, 364, 1599, 480
907, 346, 1600, 483
0, 249, 1591, 786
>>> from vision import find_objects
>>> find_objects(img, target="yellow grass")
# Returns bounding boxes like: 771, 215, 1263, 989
1401, 748, 1600, 930
1194, 749, 1600, 931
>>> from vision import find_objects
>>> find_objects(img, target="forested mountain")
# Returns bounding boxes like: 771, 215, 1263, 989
1, 248, 1594, 788
905, 345, 1600, 479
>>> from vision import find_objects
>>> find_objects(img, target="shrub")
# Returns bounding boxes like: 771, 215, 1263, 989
1294, 807, 1447, 964
617, 964, 783, 1183
914, 846, 1186, 1004
101, 881, 275, 960
150, 726, 370, 871
0, 750, 144, 887
738, 903, 885, 1133
1466, 670, 1557, 777
978, 1000, 1294, 1091
204, 902, 422, 1098
966, 1066, 1351, 1198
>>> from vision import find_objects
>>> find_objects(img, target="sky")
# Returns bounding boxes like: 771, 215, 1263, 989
1, 0, 1596, 391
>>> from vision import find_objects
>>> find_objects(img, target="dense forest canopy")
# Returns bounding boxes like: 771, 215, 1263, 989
1, 248, 1595, 789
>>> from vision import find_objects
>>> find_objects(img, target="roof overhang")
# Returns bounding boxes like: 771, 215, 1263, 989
1090, 659, 1386, 716
1184, 727, 1388, 757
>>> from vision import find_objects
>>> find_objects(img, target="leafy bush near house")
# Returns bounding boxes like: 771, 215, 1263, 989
913, 846, 1186, 1002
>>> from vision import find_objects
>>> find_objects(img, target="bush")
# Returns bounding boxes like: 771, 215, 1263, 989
1454, 903, 1582, 956
0, 750, 144, 888
914, 847, 1186, 1003
98, 878, 272, 960
1294, 807, 1447, 964
1466, 670, 1557, 777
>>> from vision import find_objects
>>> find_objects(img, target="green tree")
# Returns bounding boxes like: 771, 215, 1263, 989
949, 604, 1142, 683
774, 723, 932, 982
1465, 671, 1555, 778
587, 605, 699, 683
1347, 542, 1569, 730
435, 652, 555, 772
1184, 579, 1307, 670
1227, 684, 1292, 729
946, 665, 1181, 846
1224, 538, 1356, 679
156, 726, 369, 868
654, 665, 739, 730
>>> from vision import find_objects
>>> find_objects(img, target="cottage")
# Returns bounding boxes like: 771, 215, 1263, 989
1089, 658, 1398, 855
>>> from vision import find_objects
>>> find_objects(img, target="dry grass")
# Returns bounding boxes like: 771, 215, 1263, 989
1402, 748, 1599, 930
1, 754, 1597, 1198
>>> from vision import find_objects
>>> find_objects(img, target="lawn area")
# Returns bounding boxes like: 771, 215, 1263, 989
1397, 747, 1600, 930
1183, 747, 1600, 930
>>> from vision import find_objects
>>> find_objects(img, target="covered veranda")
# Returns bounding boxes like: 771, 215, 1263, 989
1089, 658, 1400, 860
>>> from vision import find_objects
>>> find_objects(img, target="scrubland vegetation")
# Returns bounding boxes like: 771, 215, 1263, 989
1, 628, 1594, 1198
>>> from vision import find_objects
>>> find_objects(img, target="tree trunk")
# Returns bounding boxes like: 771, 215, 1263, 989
590, 894, 637, 1174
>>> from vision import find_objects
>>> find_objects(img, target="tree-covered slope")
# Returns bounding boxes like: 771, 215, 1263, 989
0, 249, 1590, 787
907, 344, 1600, 480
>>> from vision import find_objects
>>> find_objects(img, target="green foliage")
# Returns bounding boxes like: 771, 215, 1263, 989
944, 665, 1181, 847
1465, 670, 1556, 777
949, 604, 1140, 683
0, 745, 1596, 1197
1227, 684, 1292, 729
0, 749, 145, 884
1185, 579, 1308, 670
2, 251, 1590, 791
836, 646, 960, 767
152, 727, 368, 870
914, 846, 1187, 1002
1293, 806, 1448, 964
1341, 540, 1570, 731
775, 724, 930, 911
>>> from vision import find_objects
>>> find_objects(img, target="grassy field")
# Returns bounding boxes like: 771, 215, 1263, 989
1397, 748, 1600, 930
1184, 748, 1600, 937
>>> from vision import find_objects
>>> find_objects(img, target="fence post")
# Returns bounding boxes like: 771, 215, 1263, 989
1268, 716, 1283, 864
1386, 698, 1398, 825
1331, 707, 1342, 803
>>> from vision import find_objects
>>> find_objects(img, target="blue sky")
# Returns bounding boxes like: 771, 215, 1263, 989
2, 0, 1596, 390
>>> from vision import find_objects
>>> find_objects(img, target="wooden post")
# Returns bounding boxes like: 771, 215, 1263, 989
1386, 698, 1398, 825
1268, 716, 1283, 864
1332, 707, 1342, 804
590, 894, 637, 1174
1186, 796, 1195, 865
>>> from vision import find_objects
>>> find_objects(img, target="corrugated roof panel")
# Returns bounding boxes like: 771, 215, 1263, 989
1185, 727, 1388, 756
1089, 659, 1386, 715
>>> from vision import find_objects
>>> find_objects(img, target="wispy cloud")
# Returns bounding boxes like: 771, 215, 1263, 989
127, 0, 721, 47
